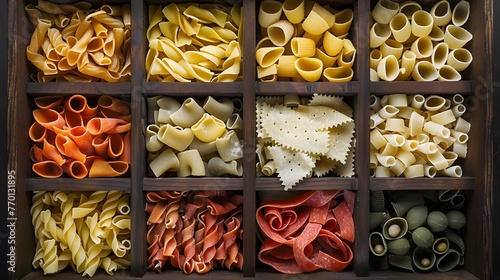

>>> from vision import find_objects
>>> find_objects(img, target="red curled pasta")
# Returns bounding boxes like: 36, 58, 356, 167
146, 191, 243, 274
30, 95, 131, 178
256, 190, 355, 274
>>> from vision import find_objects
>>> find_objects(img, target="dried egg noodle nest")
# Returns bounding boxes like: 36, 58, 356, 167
257, 95, 355, 190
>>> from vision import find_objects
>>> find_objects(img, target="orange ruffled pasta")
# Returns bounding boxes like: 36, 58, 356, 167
30, 94, 131, 178
146, 191, 243, 274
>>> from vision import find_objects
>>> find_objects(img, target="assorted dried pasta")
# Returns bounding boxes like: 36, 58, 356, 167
370, 0, 472, 81
29, 95, 131, 178
256, 0, 356, 82
145, 3, 242, 82
146, 190, 243, 274
31, 191, 131, 276
146, 96, 243, 177
256, 94, 355, 190
25, 0, 131, 82
370, 94, 470, 178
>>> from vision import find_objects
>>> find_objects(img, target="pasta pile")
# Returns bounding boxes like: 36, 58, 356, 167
25, 0, 131, 82
145, 3, 242, 82
31, 191, 131, 276
369, 190, 467, 272
146, 191, 243, 274
257, 190, 355, 273
146, 96, 243, 177
370, 0, 472, 81
256, 0, 356, 82
370, 94, 470, 178
256, 94, 355, 190
29, 95, 131, 178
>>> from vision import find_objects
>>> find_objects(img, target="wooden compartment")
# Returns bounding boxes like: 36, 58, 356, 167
7, 0, 493, 279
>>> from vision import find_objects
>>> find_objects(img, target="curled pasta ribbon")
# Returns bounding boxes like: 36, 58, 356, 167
257, 190, 354, 273
88, 158, 128, 177
33, 160, 64, 178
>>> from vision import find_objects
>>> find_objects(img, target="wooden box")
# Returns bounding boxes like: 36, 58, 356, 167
7, 0, 493, 279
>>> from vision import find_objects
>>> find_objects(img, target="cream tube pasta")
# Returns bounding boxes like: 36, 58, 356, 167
282, 0, 305, 24
447, 48, 472, 72
399, 1, 422, 19
203, 97, 234, 122
301, 3, 335, 36
268, 20, 295, 47
259, 0, 283, 28
207, 157, 242, 176
412, 61, 438, 81
411, 36, 433, 59
177, 149, 205, 177
372, 0, 399, 25
370, 22, 391, 49
149, 149, 180, 177
390, 13, 411, 43
380, 39, 404, 60
430, 0, 452, 26
396, 50, 416, 81
371, 94, 471, 178
370, 49, 383, 70
411, 10, 434, 37
403, 164, 424, 178
332, 8, 354, 36
378, 105, 400, 120
323, 66, 353, 82
157, 124, 194, 152
377, 55, 400, 81
444, 25, 473, 50
452, 0, 470, 27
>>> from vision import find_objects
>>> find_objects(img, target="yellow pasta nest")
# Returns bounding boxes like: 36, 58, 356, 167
256, 94, 355, 190
25, 0, 131, 82
370, 0, 472, 81
145, 3, 242, 82
370, 94, 470, 178
256, 0, 356, 82
30, 191, 131, 276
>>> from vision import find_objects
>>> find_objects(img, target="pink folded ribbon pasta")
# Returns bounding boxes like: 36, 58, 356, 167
256, 190, 355, 274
